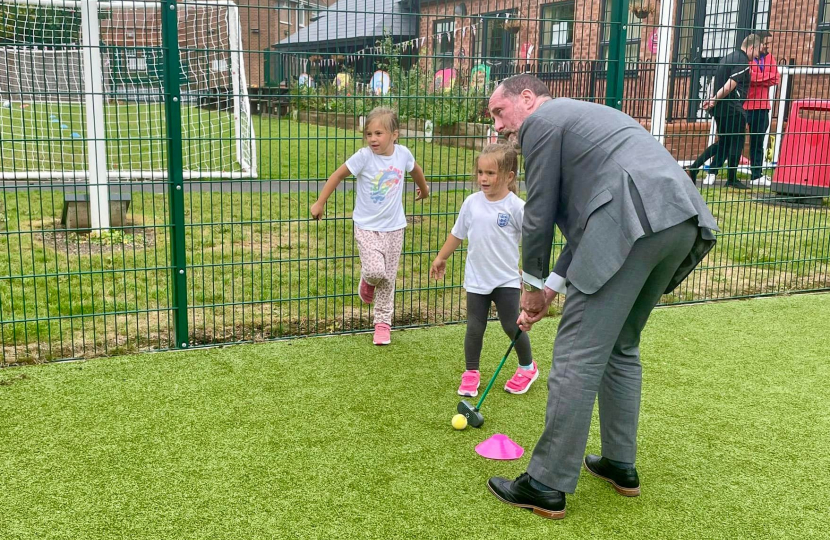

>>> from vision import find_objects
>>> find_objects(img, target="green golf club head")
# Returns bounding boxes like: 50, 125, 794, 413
457, 399, 484, 428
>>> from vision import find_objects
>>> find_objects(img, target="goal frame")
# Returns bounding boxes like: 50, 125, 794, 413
0, 0, 257, 186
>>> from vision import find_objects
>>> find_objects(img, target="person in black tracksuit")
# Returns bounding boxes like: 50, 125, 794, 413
688, 34, 763, 189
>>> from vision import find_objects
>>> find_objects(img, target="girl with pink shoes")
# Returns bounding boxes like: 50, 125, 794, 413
311, 107, 430, 345
431, 144, 539, 396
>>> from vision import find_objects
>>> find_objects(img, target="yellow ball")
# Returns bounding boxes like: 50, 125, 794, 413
452, 413, 468, 430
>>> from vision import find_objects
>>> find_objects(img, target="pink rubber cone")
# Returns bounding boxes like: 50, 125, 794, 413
475, 434, 524, 460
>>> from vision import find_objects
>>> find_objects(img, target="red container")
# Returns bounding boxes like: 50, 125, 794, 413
772, 100, 830, 198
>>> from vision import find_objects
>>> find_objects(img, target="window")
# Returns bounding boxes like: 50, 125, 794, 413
125, 50, 147, 72
675, 0, 697, 64
818, 0, 830, 65
753, 0, 770, 30
277, 1, 291, 25
673, 0, 768, 67
211, 59, 229, 73
539, 2, 575, 77
701, 0, 739, 58
434, 19, 455, 71
473, 11, 518, 80
600, 0, 642, 73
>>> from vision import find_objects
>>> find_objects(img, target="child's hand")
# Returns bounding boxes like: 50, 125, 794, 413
430, 257, 446, 280
415, 186, 429, 201
310, 201, 324, 220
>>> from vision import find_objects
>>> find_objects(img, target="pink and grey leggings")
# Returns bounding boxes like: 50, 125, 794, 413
354, 226, 405, 326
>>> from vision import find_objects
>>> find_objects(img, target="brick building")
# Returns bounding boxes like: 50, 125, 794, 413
417, 0, 830, 160
241, 0, 335, 87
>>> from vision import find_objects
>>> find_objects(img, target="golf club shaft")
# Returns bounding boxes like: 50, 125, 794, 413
475, 329, 522, 410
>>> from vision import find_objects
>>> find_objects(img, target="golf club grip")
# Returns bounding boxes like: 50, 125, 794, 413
475, 329, 523, 410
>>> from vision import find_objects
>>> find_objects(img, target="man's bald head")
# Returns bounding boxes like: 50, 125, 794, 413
488, 75, 552, 143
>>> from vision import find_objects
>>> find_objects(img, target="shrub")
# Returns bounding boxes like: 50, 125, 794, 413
289, 35, 493, 127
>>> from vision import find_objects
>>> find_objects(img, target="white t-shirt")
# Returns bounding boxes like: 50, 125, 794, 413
451, 191, 525, 295
346, 145, 415, 231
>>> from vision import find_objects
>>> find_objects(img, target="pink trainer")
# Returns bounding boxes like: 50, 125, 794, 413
373, 323, 391, 345
504, 361, 539, 395
458, 370, 481, 397
358, 277, 375, 304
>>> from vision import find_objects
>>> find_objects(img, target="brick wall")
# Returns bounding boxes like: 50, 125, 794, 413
238, 0, 282, 88
417, 0, 828, 162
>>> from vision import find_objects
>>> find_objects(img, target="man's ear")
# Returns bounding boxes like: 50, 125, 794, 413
520, 89, 536, 109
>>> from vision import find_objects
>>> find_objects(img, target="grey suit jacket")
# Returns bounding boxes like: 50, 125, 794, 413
521, 98, 719, 295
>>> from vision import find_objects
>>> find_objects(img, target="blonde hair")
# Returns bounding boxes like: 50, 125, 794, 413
364, 107, 399, 144
474, 143, 520, 194
742, 33, 763, 50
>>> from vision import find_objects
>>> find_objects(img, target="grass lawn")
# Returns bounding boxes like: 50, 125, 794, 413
1, 294, 829, 539
1, 103, 478, 180
2, 181, 828, 362
1, 103, 829, 362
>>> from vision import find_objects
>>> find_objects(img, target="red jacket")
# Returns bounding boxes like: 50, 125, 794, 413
744, 53, 780, 111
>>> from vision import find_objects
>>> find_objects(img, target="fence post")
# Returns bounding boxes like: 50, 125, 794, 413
80, 0, 110, 232
605, 0, 628, 110
161, 0, 189, 349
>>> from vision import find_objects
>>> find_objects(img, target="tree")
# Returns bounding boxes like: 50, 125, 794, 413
0, 4, 81, 47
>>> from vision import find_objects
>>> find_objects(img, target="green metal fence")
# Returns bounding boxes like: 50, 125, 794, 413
1, 0, 829, 364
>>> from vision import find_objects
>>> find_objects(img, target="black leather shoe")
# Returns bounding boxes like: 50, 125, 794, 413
487, 472, 566, 519
583, 455, 641, 497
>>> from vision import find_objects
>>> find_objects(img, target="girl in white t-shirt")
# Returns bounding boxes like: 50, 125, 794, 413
431, 143, 538, 397
311, 107, 429, 346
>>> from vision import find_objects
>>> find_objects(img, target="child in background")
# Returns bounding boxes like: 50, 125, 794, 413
430, 143, 538, 396
311, 107, 429, 345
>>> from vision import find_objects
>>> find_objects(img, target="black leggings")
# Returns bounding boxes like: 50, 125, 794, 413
465, 288, 533, 371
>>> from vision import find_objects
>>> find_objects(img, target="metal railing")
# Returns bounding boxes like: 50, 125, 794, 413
1, 0, 828, 363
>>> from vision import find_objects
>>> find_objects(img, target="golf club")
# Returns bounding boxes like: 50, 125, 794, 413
457, 329, 522, 428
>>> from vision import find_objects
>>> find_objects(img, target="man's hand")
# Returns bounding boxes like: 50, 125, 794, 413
521, 288, 547, 315
517, 287, 559, 332
701, 99, 715, 110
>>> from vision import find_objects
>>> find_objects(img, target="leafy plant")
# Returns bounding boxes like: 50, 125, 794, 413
82, 230, 137, 246
0, 5, 80, 46
288, 34, 492, 127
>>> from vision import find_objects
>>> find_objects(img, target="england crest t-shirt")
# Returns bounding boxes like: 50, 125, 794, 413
451, 191, 525, 294
346, 145, 415, 231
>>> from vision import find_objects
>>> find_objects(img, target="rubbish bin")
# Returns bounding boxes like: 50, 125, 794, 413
771, 99, 830, 199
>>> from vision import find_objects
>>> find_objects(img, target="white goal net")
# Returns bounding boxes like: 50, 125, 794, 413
0, 0, 256, 180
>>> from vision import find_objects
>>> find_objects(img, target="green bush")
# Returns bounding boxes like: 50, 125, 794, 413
288, 36, 492, 127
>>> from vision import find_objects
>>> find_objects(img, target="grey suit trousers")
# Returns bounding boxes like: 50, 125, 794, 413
527, 219, 699, 493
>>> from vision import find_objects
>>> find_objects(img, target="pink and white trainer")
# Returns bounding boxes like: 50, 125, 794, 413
504, 361, 539, 394
373, 323, 391, 345
458, 370, 481, 397
358, 277, 375, 304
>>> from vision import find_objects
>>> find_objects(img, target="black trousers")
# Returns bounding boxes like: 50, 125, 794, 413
746, 109, 771, 180
691, 106, 746, 184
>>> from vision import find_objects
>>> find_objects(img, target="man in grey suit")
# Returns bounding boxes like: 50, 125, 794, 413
485, 74, 719, 519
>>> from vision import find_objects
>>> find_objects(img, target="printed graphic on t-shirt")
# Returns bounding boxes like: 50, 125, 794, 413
497, 212, 510, 228
370, 166, 403, 203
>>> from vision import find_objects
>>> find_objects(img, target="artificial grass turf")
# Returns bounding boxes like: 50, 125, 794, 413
1, 294, 829, 539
